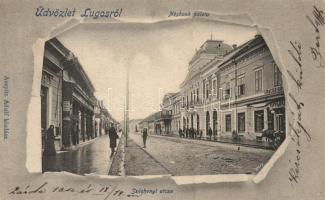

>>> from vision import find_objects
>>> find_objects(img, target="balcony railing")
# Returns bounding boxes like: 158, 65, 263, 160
264, 86, 283, 95
155, 112, 172, 121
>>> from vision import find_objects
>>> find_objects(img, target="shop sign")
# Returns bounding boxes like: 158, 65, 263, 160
41, 72, 52, 86
269, 100, 285, 108
63, 101, 71, 112
264, 86, 283, 95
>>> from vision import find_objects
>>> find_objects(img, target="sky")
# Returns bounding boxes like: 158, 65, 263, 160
58, 18, 257, 121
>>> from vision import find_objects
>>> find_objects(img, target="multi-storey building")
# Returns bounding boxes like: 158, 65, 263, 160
41, 38, 65, 151
179, 39, 232, 137
42, 38, 118, 151
170, 92, 182, 134
174, 35, 285, 142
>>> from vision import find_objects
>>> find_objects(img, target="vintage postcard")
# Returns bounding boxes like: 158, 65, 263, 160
0, 0, 324, 200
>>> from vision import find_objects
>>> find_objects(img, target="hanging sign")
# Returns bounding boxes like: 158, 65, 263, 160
63, 101, 71, 112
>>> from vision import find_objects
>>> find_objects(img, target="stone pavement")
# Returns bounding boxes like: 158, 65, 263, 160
109, 134, 170, 176
43, 134, 120, 175
156, 133, 274, 149
129, 132, 274, 176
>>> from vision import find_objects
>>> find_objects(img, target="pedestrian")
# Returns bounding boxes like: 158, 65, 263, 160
43, 125, 56, 156
179, 128, 183, 138
185, 128, 189, 138
72, 121, 78, 145
142, 128, 148, 148
199, 129, 203, 139
107, 123, 119, 157
208, 126, 213, 140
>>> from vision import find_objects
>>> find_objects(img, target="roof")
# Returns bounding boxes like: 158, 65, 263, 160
189, 40, 233, 65
140, 111, 160, 123
48, 37, 96, 92
217, 34, 265, 69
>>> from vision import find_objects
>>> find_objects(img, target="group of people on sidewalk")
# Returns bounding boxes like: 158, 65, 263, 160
178, 127, 214, 140
43, 122, 120, 158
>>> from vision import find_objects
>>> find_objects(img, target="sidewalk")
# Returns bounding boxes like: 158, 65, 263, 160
42, 134, 116, 175
151, 133, 274, 150
108, 134, 170, 176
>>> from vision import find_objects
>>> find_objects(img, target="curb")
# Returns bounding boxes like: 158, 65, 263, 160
108, 133, 125, 176
145, 133, 274, 150
59, 136, 102, 152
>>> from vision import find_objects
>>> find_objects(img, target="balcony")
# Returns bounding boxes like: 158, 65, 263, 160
223, 94, 230, 100
155, 111, 172, 121
264, 86, 283, 95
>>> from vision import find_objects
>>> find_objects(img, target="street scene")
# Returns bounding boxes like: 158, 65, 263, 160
112, 132, 272, 176
41, 20, 285, 176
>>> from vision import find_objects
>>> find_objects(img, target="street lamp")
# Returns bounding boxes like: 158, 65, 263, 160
125, 65, 130, 147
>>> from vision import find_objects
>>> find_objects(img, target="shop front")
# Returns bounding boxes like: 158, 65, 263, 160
62, 81, 95, 149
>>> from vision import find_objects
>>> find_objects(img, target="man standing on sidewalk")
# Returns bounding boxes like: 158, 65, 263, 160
208, 126, 213, 140
142, 128, 148, 148
107, 123, 118, 157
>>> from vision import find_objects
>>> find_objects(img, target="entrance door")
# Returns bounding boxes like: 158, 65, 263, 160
41, 86, 48, 151
196, 114, 200, 131
183, 117, 186, 130
276, 114, 285, 133
213, 111, 217, 137
206, 111, 210, 134
41, 86, 48, 131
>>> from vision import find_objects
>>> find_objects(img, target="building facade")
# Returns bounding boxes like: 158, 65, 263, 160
151, 35, 285, 143
42, 38, 118, 151
41, 39, 65, 151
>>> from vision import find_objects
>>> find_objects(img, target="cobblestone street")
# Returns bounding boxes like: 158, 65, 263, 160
128, 132, 274, 176
43, 131, 274, 176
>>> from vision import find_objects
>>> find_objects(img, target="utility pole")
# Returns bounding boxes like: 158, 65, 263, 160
125, 66, 130, 147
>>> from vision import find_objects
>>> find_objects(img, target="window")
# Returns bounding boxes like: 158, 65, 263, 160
203, 80, 206, 99
182, 96, 185, 107
237, 76, 245, 96
274, 63, 282, 86
237, 112, 245, 132
212, 79, 217, 96
254, 110, 264, 132
224, 89, 230, 99
255, 69, 263, 92
224, 82, 230, 99
197, 88, 199, 102
225, 114, 231, 132
206, 83, 209, 98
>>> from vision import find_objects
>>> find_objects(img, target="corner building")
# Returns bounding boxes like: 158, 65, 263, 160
178, 35, 285, 141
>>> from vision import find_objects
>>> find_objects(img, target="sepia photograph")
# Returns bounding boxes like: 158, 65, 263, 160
3, 1, 325, 200
40, 19, 286, 176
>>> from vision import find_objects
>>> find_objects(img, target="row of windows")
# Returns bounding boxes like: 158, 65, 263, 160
224, 110, 265, 133
181, 63, 282, 105
223, 63, 282, 99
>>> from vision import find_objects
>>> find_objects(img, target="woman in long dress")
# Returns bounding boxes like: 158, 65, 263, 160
43, 125, 56, 156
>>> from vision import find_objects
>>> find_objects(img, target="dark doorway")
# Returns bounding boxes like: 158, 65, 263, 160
206, 111, 210, 135
41, 86, 48, 151
197, 114, 200, 131
213, 111, 217, 137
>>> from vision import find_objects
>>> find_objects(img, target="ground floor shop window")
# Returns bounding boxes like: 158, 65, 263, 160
254, 110, 264, 132
225, 114, 231, 132
237, 112, 245, 132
